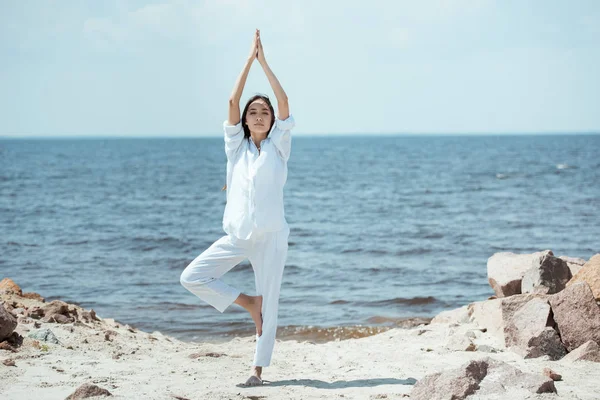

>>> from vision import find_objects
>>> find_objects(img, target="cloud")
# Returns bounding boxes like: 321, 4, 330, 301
83, 0, 248, 49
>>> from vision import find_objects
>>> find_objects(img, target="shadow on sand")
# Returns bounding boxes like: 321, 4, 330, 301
238, 377, 417, 389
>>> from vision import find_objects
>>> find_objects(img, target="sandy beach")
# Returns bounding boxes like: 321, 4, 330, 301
2, 267, 600, 400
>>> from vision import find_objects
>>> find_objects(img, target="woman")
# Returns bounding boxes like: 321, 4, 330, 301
180, 29, 295, 387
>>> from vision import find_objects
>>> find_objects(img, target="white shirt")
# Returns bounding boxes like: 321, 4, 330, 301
222, 114, 295, 240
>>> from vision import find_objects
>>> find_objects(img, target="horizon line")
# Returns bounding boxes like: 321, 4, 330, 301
1, 131, 600, 140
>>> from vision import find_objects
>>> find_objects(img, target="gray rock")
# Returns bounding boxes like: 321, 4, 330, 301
476, 345, 499, 353
522, 253, 572, 294
477, 358, 556, 396
559, 255, 587, 276
411, 359, 488, 400
27, 328, 61, 344
0, 303, 18, 341
549, 281, 600, 351
487, 250, 553, 297
467, 293, 550, 349
524, 327, 567, 360
504, 298, 566, 359
410, 357, 555, 400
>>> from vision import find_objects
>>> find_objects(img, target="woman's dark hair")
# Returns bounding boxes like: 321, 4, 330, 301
241, 94, 275, 140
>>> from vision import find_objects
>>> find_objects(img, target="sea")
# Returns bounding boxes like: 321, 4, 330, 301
1, 133, 599, 343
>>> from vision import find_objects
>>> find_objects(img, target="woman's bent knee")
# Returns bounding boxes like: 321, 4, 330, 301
180, 264, 213, 288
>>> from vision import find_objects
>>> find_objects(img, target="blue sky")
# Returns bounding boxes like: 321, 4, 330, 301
1, 0, 599, 137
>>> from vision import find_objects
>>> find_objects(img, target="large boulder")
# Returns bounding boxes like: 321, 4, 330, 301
521, 253, 572, 294
567, 253, 600, 300
0, 303, 18, 341
410, 357, 556, 400
468, 293, 550, 348
504, 297, 566, 359
467, 298, 504, 346
487, 250, 552, 297
549, 281, 600, 351
562, 340, 600, 363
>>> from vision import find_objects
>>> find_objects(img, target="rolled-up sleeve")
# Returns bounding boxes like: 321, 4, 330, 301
269, 114, 295, 162
223, 120, 244, 160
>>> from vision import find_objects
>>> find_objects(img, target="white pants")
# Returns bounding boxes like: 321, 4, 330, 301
180, 223, 290, 367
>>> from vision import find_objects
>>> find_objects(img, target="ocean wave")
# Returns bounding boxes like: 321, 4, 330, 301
364, 296, 439, 307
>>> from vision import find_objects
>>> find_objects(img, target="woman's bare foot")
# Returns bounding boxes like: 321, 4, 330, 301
234, 293, 263, 336
243, 366, 262, 386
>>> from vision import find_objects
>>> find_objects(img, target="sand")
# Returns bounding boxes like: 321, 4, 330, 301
2, 295, 600, 400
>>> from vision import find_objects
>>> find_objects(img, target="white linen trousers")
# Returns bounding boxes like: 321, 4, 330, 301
180, 114, 294, 367
179, 223, 289, 367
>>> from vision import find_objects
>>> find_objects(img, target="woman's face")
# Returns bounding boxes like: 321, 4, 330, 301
245, 100, 272, 135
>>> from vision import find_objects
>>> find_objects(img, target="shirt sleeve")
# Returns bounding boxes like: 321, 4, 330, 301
223, 119, 244, 160
269, 114, 295, 162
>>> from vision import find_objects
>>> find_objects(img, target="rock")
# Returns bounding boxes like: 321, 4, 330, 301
525, 327, 566, 360
20, 292, 45, 302
467, 298, 504, 346
445, 334, 476, 352
521, 254, 572, 294
27, 306, 44, 319
504, 298, 566, 360
0, 341, 16, 352
487, 250, 553, 297
476, 345, 499, 353
0, 303, 18, 341
549, 282, 600, 351
65, 383, 112, 399
104, 330, 118, 341
543, 367, 562, 381
431, 305, 469, 324
0, 331, 23, 351
27, 328, 61, 344
410, 357, 555, 400
17, 316, 33, 324
468, 293, 550, 348
2, 358, 16, 366
567, 253, 600, 300
477, 358, 556, 396
80, 309, 100, 323
562, 340, 600, 362
38, 300, 77, 323
10, 307, 26, 317
41, 299, 69, 316
0, 278, 22, 296
42, 313, 73, 324
559, 255, 587, 276
411, 358, 488, 400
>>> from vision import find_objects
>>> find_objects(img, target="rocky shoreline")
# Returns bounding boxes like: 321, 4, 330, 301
1, 250, 599, 399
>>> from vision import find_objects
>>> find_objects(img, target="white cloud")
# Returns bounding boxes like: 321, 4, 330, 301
83, 0, 249, 49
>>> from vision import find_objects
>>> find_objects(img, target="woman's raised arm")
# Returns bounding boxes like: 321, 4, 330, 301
228, 29, 259, 125
256, 31, 289, 120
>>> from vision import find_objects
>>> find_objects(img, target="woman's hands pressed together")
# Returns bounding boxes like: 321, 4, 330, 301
256, 30, 267, 66
248, 29, 259, 61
